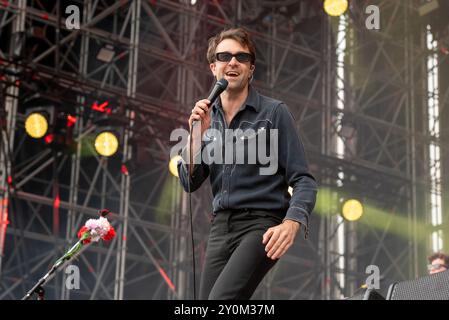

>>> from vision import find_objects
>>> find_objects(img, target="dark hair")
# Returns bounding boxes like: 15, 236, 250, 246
206, 28, 256, 64
428, 252, 449, 265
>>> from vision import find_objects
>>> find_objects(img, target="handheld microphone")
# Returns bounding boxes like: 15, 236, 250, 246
192, 78, 228, 126
207, 78, 228, 104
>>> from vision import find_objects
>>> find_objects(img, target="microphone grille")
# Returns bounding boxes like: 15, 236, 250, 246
217, 78, 228, 89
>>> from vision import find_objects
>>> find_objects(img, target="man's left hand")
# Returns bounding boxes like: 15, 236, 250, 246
262, 220, 300, 260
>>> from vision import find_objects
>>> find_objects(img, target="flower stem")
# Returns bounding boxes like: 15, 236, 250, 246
54, 231, 91, 267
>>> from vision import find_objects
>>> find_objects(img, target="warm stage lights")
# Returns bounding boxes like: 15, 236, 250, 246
25, 113, 48, 138
169, 155, 182, 178
323, 0, 348, 17
94, 131, 119, 157
341, 199, 363, 221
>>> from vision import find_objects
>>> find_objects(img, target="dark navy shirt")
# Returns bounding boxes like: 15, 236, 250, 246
177, 86, 317, 237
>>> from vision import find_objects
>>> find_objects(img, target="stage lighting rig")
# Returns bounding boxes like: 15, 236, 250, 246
323, 0, 348, 17
341, 198, 364, 221
94, 130, 120, 157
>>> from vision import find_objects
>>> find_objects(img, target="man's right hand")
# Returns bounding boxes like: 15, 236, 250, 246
189, 99, 212, 137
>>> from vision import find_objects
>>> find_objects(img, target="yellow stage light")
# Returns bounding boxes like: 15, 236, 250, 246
169, 155, 182, 178
324, 0, 348, 17
25, 113, 48, 138
342, 199, 363, 221
94, 131, 119, 157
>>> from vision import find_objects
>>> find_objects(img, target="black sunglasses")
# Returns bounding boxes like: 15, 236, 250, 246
215, 51, 254, 63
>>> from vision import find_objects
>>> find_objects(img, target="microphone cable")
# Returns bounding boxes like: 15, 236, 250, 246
185, 78, 227, 300
188, 123, 196, 300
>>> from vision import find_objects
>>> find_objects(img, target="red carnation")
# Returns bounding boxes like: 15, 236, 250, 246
77, 226, 91, 244
102, 226, 116, 241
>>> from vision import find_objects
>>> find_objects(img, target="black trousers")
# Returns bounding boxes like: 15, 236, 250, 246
199, 209, 282, 300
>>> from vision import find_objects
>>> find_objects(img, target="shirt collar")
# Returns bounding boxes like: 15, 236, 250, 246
212, 85, 260, 113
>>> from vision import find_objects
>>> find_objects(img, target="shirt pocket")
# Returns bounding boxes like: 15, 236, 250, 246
235, 119, 271, 142
234, 120, 275, 167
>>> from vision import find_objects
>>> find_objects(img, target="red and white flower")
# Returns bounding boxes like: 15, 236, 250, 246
77, 216, 116, 244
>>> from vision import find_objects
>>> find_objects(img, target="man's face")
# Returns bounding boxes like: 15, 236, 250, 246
210, 38, 254, 92
429, 258, 448, 274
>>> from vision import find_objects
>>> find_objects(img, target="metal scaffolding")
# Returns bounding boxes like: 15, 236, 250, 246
0, 0, 448, 300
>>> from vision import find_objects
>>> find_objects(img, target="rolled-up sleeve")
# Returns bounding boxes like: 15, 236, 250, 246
273, 103, 318, 238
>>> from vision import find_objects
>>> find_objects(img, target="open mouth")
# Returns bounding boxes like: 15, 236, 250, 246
225, 71, 240, 78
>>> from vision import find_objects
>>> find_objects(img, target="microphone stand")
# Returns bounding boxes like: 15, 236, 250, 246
22, 240, 91, 300
22, 209, 110, 300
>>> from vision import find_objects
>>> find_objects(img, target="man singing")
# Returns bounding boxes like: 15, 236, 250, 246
177, 28, 317, 299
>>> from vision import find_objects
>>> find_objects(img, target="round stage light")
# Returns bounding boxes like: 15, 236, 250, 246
342, 199, 363, 221
324, 0, 348, 17
25, 113, 48, 138
169, 155, 183, 178
94, 131, 119, 157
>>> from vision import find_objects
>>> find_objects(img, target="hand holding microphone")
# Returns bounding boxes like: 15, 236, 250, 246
189, 99, 212, 137
189, 78, 228, 136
